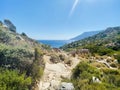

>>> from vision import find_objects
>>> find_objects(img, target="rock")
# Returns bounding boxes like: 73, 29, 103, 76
49, 80, 60, 90
42, 82, 50, 89
58, 82, 74, 90
4, 19, 16, 32
92, 76, 101, 83
61, 73, 70, 79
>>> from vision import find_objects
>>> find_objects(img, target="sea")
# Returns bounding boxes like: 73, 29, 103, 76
38, 40, 73, 48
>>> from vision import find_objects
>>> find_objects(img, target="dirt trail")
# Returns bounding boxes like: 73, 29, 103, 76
38, 55, 80, 90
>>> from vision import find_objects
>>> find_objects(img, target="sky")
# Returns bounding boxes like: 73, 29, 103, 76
0, 0, 120, 40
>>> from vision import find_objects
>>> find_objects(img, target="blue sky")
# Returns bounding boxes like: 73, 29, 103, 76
0, 0, 120, 40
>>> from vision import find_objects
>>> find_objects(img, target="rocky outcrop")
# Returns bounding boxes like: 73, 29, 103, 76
4, 19, 16, 32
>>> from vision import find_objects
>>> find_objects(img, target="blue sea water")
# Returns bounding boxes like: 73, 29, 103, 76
38, 40, 72, 48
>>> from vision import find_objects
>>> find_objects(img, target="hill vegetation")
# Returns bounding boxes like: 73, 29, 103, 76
61, 26, 120, 90
61, 26, 120, 56
1, 19, 120, 90
71, 62, 120, 90
0, 20, 50, 89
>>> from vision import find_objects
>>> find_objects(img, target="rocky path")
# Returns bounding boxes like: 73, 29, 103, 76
38, 55, 80, 90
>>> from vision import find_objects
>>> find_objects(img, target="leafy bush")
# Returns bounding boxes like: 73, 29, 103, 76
21, 32, 27, 36
41, 44, 51, 50
31, 48, 45, 84
71, 62, 120, 90
72, 62, 101, 79
50, 54, 60, 63
102, 69, 120, 88
0, 44, 33, 72
0, 29, 10, 43
84, 45, 99, 54
0, 68, 31, 90
31, 63, 44, 82
98, 47, 114, 56
0, 45, 45, 89
71, 62, 102, 90
114, 54, 120, 64
84, 44, 114, 55
59, 54, 66, 61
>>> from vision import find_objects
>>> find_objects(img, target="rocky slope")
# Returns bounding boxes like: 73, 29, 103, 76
38, 51, 80, 90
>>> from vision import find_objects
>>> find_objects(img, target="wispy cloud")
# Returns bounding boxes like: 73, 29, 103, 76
69, 0, 80, 17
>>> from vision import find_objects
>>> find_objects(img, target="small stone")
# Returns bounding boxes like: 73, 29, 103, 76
42, 82, 50, 89
92, 76, 101, 83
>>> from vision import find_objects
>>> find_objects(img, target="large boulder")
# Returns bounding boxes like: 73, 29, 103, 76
4, 19, 16, 32
58, 82, 74, 90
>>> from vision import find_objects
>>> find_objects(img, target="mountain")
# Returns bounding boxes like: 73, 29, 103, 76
70, 31, 101, 41
61, 26, 120, 55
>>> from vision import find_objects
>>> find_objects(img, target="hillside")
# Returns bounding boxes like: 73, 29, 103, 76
0, 20, 46, 51
1, 19, 120, 90
70, 31, 101, 41
0, 20, 50, 89
61, 26, 120, 90
61, 26, 120, 54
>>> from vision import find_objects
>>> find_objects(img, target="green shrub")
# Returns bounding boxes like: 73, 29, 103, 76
114, 54, 120, 64
0, 68, 31, 90
0, 44, 33, 72
72, 62, 101, 79
59, 54, 66, 61
41, 44, 51, 50
97, 47, 114, 55
21, 32, 27, 36
71, 62, 120, 90
50, 54, 60, 63
31, 48, 45, 84
31, 63, 44, 82
71, 62, 102, 89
